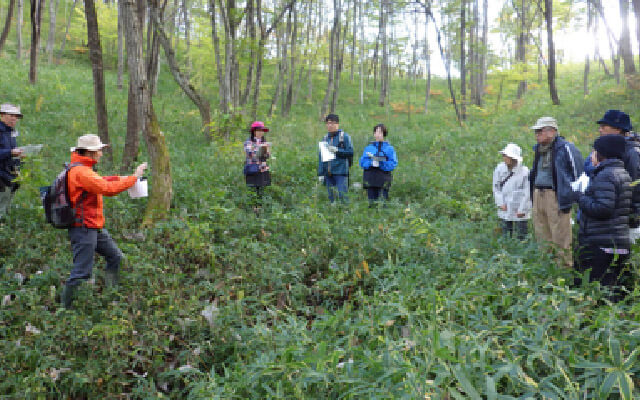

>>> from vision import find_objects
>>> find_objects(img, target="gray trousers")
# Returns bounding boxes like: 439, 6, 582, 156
67, 227, 123, 287
0, 186, 14, 218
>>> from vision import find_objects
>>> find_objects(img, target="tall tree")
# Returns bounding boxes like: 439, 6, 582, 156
117, 0, 124, 89
121, 0, 172, 227
0, 0, 15, 54
46, 0, 58, 63
320, 0, 339, 118
619, 0, 636, 75
514, 0, 527, 99
378, 0, 388, 107
16, 0, 23, 59
249, 0, 295, 120
150, 6, 213, 140
59, 0, 78, 56
460, 0, 467, 120
84, 0, 112, 161
634, 0, 640, 68
28, 0, 44, 83
544, 0, 560, 104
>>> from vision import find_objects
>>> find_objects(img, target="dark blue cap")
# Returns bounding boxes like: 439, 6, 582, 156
594, 134, 626, 159
597, 110, 632, 132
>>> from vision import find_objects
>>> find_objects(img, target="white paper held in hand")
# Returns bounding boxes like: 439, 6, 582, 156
128, 177, 148, 198
570, 172, 590, 193
319, 141, 335, 162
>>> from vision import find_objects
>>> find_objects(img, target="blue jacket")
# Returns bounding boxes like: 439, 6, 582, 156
530, 136, 584, 211
318, 129, 354, 176
359, 141, 397, 172
0, 121, 19, 186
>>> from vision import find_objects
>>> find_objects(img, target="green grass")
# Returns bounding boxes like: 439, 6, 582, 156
1, 54, 639, 398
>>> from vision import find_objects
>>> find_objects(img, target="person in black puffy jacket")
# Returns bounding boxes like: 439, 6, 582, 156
574, 134, 633, 297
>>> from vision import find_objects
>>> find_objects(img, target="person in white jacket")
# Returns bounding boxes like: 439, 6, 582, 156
493, 143, 531, 239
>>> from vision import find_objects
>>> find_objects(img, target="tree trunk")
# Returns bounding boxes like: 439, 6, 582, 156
84, 0, 112, 161
181, 0, 191, 78
0, 0, 15, 54
459, 0, 466, 121
544, 0, 560, 104
424, 12, 430, 113
59, 0, 76, 55
619, 0, 636, 75
320, 0, 338, 119
268, 25, 285, 117
633, 0, 640, 70
250, 0, 295, 120
122, 0, 172, 227
16, 0, 23, 59
584, 1, 592, 95
117, 0, 124, 89
240, 0, 255, 106
331, 0, 344, 112
151, 7, 212, 140
378, 0, 387, 107
46, 0, 58, 63
350, 0, 356, 81
29, 0, 44, 84
358, 0, 364, 104
515, 0, 527, 99
283, 6, 297, 116
209, 0, 227, 116
479, 0, 487, 105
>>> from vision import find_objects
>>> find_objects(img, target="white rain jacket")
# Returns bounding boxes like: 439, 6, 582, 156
493, 162, 531, 221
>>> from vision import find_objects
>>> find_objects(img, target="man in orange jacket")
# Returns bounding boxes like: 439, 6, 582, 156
62, 134, 147, 309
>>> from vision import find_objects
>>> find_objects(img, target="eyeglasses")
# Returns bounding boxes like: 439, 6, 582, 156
326, 121, 338, 125
534, 127, 554, 134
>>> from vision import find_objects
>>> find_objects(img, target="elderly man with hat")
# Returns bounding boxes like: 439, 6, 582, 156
584, 110, 640, 227
574, 134, 632, 298
0, 103, 25, 219
61, 134, 147, 309
529, 116, 584, 268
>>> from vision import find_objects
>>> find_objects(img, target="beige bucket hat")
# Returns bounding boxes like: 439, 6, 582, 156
0, 103, 23, 118
70, 134, 109, 152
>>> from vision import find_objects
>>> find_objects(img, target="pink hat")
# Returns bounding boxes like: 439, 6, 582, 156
250, 121, 269, 132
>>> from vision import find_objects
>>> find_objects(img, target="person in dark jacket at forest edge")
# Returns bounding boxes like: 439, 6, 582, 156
529, 116, 584, 268
359, 123, 398, 206
243, 121, 271, 211
318, 114, 354, 203
583, 110, 640, 227
0, 104, 25, 220
573, 134, 633, 299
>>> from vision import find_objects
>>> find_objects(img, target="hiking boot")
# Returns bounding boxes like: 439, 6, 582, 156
61, 284, 77, 309
105, 269, 119, 288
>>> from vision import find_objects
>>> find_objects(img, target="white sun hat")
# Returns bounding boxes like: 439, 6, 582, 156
499, 143, 523, 163
0, 103, 23, 118
70, 134, 110, 152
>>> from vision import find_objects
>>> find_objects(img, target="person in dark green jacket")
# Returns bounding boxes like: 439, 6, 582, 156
318, 114, 353, 203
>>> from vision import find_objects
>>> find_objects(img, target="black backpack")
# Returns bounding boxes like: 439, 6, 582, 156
40, 162, 86, 228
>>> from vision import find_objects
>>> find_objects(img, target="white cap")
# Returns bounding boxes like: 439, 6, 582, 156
499, 143, 523, 163
0, 103, 23, 118
70, 134, 110, 152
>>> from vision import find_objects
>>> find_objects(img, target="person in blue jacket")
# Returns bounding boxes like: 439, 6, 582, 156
318, 114, 354, 203
583, 110, 640, 227
359, 124, 398, 206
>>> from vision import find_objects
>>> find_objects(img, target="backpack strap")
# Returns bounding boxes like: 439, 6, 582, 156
66, 162, 88, 227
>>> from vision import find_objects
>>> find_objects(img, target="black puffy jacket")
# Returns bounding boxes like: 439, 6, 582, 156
577, 159, 632, 248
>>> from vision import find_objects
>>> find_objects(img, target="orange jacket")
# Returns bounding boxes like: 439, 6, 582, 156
67, 152, 138, 228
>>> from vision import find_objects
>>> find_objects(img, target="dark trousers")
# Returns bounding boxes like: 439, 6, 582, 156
367, 187, 389, 203
67, 227, 123, 287
500, 220, 528, 240
574, 243, 630, 289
